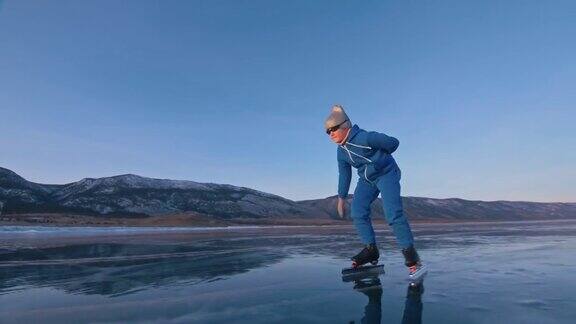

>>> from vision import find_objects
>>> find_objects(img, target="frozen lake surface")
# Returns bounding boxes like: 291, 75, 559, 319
1, 220, 575, 323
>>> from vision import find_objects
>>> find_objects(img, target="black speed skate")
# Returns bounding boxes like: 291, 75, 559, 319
352, 243, 380, 268
402, 245, 428, 281
341, 243, 383, 281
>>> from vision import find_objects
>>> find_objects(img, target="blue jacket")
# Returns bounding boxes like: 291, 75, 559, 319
337, 124, 399, 198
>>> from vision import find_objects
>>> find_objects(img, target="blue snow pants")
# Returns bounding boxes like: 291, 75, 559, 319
350, 166, 414, 248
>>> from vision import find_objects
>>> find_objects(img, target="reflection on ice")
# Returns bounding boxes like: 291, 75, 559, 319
0, 242, 288, 296
343, 275, 425, 324
0, 220, 575, 323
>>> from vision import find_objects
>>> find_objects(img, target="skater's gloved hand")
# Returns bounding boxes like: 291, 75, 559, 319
337, 198, 347, 219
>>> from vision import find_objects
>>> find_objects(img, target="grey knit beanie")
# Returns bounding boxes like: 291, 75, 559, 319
324, 104, 352, 130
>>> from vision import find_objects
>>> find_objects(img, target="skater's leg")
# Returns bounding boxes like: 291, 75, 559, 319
376, 167, 427, 278
375, 167, 414, 249
351, 178, 381, 245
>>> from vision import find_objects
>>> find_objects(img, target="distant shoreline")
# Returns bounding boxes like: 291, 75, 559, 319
1, 214, 575, 229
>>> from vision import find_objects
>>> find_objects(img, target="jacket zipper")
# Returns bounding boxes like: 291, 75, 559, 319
341, 143, 376, 185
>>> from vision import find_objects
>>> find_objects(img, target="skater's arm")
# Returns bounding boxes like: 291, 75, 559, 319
338, 155, 351, 199
367, 131, 399, 154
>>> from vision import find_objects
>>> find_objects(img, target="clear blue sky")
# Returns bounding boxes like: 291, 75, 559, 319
1, 1, 574, 202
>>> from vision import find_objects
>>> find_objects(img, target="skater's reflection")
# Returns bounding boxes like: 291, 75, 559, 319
352, 276, 382, 324
349, 277, 424, 324
402, 281, 424, 324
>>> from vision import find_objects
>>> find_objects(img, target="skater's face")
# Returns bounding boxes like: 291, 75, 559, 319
327, 123, 350, 144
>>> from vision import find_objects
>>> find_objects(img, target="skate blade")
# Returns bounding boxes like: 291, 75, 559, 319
408, 264, 429, 283
342, 264, 385, 282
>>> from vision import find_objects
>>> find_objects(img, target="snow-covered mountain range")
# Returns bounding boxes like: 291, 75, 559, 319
1, 167, 575, 222
0, 167, 323, 219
